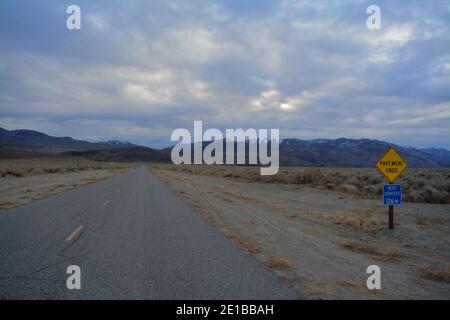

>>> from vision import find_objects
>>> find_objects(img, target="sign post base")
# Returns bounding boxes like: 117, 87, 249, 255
389, 205, 394, 229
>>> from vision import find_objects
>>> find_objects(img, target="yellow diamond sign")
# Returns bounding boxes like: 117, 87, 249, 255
375, 147, 407, 183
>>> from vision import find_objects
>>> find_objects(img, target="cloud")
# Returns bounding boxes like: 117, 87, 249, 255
85, 14, 109, 33
0, 0, 449, 148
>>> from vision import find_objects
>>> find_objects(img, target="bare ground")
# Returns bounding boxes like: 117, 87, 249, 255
150, 164, 450, 299
0, 158, 136, 210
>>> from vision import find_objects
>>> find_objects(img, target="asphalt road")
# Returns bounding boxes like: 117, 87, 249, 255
0, 167, 299, 299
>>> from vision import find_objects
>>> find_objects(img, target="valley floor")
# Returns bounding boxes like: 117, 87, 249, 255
1, 159, 448, 299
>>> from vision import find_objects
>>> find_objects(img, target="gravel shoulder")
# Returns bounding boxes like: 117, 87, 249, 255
150, 165, 450, 299
0, 167, 132, 210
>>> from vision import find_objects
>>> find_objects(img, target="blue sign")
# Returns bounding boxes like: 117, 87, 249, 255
383, 184, 402, 205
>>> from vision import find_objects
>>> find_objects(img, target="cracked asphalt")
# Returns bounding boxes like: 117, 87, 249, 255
0, 167, 299, 299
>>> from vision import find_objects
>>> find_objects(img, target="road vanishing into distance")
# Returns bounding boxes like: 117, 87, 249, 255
0, 167, 299, 299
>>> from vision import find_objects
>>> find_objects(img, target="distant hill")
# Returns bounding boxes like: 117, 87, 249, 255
63, 147, 171, 163
419, 148, 450, 167
0, 147, 58, 159
279, 138, 443, 168
0, 127, 136, 153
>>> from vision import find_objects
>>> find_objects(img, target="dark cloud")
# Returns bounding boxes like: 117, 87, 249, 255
0, 0, 449, 148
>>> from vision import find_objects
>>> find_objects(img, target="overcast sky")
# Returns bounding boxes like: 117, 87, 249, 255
0, 0, 449, 148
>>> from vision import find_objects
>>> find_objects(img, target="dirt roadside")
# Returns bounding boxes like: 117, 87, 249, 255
150, 165, 450, 299
0, 162, 135, 210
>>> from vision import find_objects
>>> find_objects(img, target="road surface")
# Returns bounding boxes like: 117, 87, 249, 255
0, 167, 299, 299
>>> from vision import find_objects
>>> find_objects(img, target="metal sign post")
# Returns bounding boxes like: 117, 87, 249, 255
389, 204, 393, 229
383, 183, 401, 229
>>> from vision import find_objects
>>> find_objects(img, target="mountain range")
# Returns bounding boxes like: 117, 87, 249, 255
279, 138, 449, 167
1, 127, 449, 167
0, 127, 135, 153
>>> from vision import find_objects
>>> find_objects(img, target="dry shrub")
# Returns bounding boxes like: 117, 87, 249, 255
295, 168, 324, 184
415, 179, 426, 188
242, 241, 261, 254
369, 176, 382, 185
325, 182, 335, 190
363, 185, 377, 193
337, 184, 359, 194
0, 158, 136, 178
416, 187, 450, 204
265, 256, 293, 269
341, 241, 406, 261
222, 172, 233, 178
157, 165, 450, 204
223, 230, 261, 254
0, 201, 16, 209
335, 212, 382, 229
259, 174, 286, 184
2, 169, 25, 177
347, 176, 362, 189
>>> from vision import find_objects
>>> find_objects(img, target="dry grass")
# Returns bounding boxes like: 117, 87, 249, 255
312, 209, 383, 230
0, 158, 135, 177
153, 164, 450, 204
336, 280, 387, 297
265, 256, 293, 270
221, 188, 260, 201
401, 242, 417, 248
334, 212, 383, 229
337, 184, 360, 194
222, 230, 261, 254
419, 267, 450, 283
336, 280, 361, 289
415, 217, 449, 226
242, 241, 261, 254
0, 201, 15, 210
341, 241, 407, 262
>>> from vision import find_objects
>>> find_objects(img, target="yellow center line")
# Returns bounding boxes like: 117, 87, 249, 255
65, 225, 84, 242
